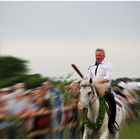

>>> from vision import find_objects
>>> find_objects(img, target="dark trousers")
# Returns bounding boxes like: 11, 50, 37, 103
104, 92, 116, 129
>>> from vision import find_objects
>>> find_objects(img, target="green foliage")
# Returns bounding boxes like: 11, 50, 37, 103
0, 74, 47, 89
0, 55, 49, 89
24, 74, 47, 89
0, 55, 28, 80
82, 97, 106, 131
0, 75, 25, 88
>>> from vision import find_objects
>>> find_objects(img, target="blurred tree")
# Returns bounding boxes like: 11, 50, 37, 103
24, 74, 47, 89
0, 75, 25, 88
0, 55, 28, 80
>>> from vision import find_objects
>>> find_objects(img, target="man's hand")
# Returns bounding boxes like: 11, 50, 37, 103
99, 79, 109, 84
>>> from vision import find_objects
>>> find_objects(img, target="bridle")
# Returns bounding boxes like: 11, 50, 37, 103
80, 83, 98, 106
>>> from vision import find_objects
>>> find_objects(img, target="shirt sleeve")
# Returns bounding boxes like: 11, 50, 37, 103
104, 62, 113, 81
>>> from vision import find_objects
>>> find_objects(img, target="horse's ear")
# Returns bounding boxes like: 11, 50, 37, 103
89, 78, 92, 84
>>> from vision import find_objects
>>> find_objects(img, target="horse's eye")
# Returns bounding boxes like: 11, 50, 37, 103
88, 92, 91, 96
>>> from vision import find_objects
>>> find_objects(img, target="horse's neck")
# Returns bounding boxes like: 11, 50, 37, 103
88, 96, 100, 123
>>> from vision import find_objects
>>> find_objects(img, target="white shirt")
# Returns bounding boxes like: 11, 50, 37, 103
87, 59, 113, 86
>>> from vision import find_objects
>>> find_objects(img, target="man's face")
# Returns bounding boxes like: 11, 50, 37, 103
95, 51, 105, 63
42, 81, 52, 90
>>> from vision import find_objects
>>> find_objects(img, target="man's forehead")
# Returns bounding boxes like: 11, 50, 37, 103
96, 51, 104, 54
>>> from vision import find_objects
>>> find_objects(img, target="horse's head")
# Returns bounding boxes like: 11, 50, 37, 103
79, 78, 97, 108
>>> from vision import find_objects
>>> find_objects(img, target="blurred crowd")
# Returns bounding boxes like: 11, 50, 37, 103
0, 79, 140, 138
0, 81, 80, 139
112, 80, 140, 124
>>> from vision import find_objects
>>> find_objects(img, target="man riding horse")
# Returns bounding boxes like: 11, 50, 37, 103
87, 48, 117, 134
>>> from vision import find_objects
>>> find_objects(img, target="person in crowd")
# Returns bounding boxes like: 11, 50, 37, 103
69, 82, 80, 139
42, 81, 64, 138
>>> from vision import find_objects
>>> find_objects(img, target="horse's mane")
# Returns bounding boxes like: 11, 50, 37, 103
80, 79, 90, 86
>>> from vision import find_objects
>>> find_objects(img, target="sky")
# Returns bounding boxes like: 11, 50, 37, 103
0, 1, 140, 80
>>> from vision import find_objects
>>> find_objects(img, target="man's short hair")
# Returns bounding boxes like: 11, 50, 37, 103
95, 48, 105, 56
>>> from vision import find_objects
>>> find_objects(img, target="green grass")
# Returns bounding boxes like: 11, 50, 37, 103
64, 118, 140, 139
119, 118, 140, 139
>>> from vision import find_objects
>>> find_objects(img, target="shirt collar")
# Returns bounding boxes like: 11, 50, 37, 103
101, 59, 106, 64
94, 59, 105, 65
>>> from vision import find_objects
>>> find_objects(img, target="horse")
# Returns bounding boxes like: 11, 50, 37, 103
79, 79, 126, 139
